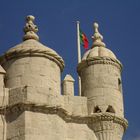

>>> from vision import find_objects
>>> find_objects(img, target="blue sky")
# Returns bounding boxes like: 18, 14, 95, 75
0, 0, 140, 139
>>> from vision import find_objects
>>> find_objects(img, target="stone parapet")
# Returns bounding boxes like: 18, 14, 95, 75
5, 86, 88, 116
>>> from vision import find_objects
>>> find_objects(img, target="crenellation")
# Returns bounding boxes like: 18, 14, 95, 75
62, 74, 75, 96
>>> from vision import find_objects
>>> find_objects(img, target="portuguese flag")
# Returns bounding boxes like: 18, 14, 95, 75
79, 30, 88, 49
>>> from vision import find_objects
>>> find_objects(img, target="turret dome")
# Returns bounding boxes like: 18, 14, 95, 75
82, 46, 117, 60
1, 15, 64, 71
82, 22, 117, 61
4, 39, 64, 71
78, 22, 122, 73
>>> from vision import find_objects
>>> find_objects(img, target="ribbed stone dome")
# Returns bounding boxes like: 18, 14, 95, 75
3, 39, 64, 71
82, 46, 117, 60
81, 23, 117, 61
77, 22, 122, 74
0, 15, 64, 71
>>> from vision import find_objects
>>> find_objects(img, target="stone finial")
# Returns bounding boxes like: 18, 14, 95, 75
62, 74, 75, 96
0, 65, 6, 91
23, 15, 39, 41
92, 22, 106, 48
63, 74, 75, 82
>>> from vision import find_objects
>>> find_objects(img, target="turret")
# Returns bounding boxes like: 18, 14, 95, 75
62, 74, 75, 96
77, 23, 128, 140
0, 15, 64, 95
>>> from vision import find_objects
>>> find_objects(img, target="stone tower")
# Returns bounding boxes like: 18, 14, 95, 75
0, 16, 127, 140
77, 23, 128, 140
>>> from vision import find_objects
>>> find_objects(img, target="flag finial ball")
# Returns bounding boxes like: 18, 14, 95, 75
92, 22, 106, 48
94, 22, 99, 28
26, 15, 35, 22
23, 15, 39, 41
94, 22, 99, 33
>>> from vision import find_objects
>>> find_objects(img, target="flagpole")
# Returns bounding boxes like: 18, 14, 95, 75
77, 21, 81, 96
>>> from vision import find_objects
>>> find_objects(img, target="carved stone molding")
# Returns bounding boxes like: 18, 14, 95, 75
89, 113, 128, 131
0, 102, 128, 131
0, 46, 64, 71
77, 56, 122, 74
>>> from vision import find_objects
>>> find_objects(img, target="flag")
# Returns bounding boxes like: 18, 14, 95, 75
79, 29, 88, 49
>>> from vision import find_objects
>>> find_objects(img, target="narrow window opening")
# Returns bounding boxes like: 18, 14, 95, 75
4, 76, 7, 88
118, 78, 121, 85
118, 78, 122, 91
94, 106, 101, 113
106, 105, 115, 113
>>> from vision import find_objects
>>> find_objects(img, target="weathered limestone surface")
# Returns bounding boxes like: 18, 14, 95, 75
62, 74, 75, 96
77, 23, 128, 140
79, 63, 124, 117
0, 117, 6, 140
5, 86, 98, 140
8, 86, 88, 116
6, 111, 25, 140
24, 112, 97, 140
3, 56, 61, 95
0, 17, 128, 140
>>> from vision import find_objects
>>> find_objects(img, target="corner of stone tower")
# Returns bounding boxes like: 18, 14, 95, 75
0, 65, 6, 89
77, 22, 128, 140
0, 65, 8, 106
0, 65, 9, 140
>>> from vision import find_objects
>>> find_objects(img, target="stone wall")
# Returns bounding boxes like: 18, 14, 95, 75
0, 115, 6, 140
6, 111, 25, 140
8, 86, 88, 117
80, 63, 124, 117
2, 56, 61, 95
24, 111, 97, 140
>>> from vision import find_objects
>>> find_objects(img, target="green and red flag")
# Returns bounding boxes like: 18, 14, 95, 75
79, 29, 88, 49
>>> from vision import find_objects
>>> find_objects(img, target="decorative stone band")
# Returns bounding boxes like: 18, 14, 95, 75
0, 102, 128, 131
0, 47, 64, 72
89, 113, 128, 131
77, 56, 123, 74
23, 31, 39, 41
